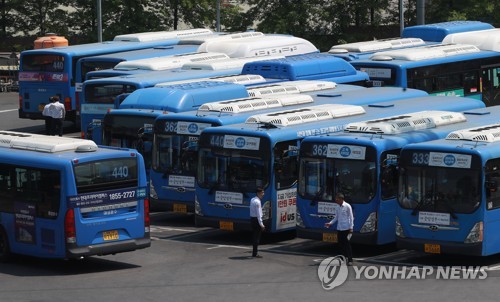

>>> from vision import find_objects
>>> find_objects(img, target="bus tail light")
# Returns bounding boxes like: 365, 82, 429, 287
144, 198, 150, 233
64, 97, 71, 111
464, 221, 483, 243
64, 209, 77, 244
18, 94, 23, 109
360, 212, 377, 233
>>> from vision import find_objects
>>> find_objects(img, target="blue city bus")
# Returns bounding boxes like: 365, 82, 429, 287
328, 21, 493, 62
351, 34, 500, 105
81, 53, 370, 138
295, 106, 500, 246
150, 86, 426, 213
73, 45, 202, 115
84, 35, 319, 81
80, 56, 288, 136
99, 81, 364, 169
17, 28, 213, 124
194, 95, 484, 233
396, 108, 500, 256
0, 131, 150, 260
96, 81, 365, 172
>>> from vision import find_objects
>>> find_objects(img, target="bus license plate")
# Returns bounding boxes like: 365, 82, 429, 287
173, 203, 187, 213
103, 230, 119, 241
322, 233, 337, 243
424, 243, 441, 254
219, 221, 234, 231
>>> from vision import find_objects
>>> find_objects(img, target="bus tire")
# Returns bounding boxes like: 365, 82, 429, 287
0, 227, 11, 262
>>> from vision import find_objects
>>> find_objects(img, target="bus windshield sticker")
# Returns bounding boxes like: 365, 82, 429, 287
67, 187, 147, 209
223, 135, 260, 150
215, 191, 243, 204
168, 175, 195, 188
428, 152, 472, 169
176, 122, 211, 135
418, 211, 451, 226
326, 144, 366, 160
318, 201, 338, 214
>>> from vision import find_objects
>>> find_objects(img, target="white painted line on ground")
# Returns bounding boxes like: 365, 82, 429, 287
150, 226, 197, 232
0, 109, 17, 113
207, 245, 250, 250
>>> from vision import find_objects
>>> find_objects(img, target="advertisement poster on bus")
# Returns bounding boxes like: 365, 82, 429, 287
276, 188, 296, 230
14, 202, 36, 244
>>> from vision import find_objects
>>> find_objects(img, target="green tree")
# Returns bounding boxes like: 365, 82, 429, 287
10, 0, 69, 37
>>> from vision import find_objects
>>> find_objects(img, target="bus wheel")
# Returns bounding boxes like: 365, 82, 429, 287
0, 228, 11, 262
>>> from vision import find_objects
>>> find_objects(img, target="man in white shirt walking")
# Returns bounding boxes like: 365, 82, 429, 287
325, 193, 354, 265
250, 187, 265, 258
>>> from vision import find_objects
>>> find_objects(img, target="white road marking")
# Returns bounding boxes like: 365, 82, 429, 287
0, 109, 17, 113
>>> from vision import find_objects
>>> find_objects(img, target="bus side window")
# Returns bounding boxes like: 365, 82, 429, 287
274, 141, 299, 190
0, 165, 15, 213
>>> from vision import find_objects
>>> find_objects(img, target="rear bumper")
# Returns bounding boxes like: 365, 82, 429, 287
66, 237, 151, 258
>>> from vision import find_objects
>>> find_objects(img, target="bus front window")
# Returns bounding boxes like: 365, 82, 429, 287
399, 166, 480, 214
154, 134, 198, 176
198, 148, 270, 193
298, 158, 335, 202
334, 159, 376, 204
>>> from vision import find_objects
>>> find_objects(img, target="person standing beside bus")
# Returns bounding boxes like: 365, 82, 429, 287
325, 193, 354, 265
48, 96, 65, 136
250, 187, 265, 258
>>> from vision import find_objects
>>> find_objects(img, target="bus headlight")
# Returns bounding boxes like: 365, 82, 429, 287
395, 216, 405, 238
296, 211, 304, 228
360, 212, 377, 233
149, 180, 158, 199
194, 195, 203, 216
464, 221, 483, 243
262, 201, 270, 220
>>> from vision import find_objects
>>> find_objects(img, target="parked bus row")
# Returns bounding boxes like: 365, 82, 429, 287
4, 21, 500, 261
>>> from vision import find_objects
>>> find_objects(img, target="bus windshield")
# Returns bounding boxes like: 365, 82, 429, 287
154, 134, 198, 176
85, 83, 136, 104
198, 147, 270, 193
103, 115, 155, 169
73, 158, 138, 194
299, 157, 376, 204
399, 166, 481, 214
21, 54, 66, 72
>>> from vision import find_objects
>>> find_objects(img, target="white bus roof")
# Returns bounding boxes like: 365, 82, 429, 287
245, 104, 365, 126
446, 123, 500, 143
113, 52, 230, 71
344, 111, 467, 134
329, 38, 426, 54
155, 74, 267, 87
113, 28, 214, 42
181, 55, 284, 71
197, 35, 319, 58
198, 94, 314, 113
180, 31, 265, 44
370, 44, 480, 61
248, 80, 337, 97
441, 28, 500, 52
0, 131, 97, 153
